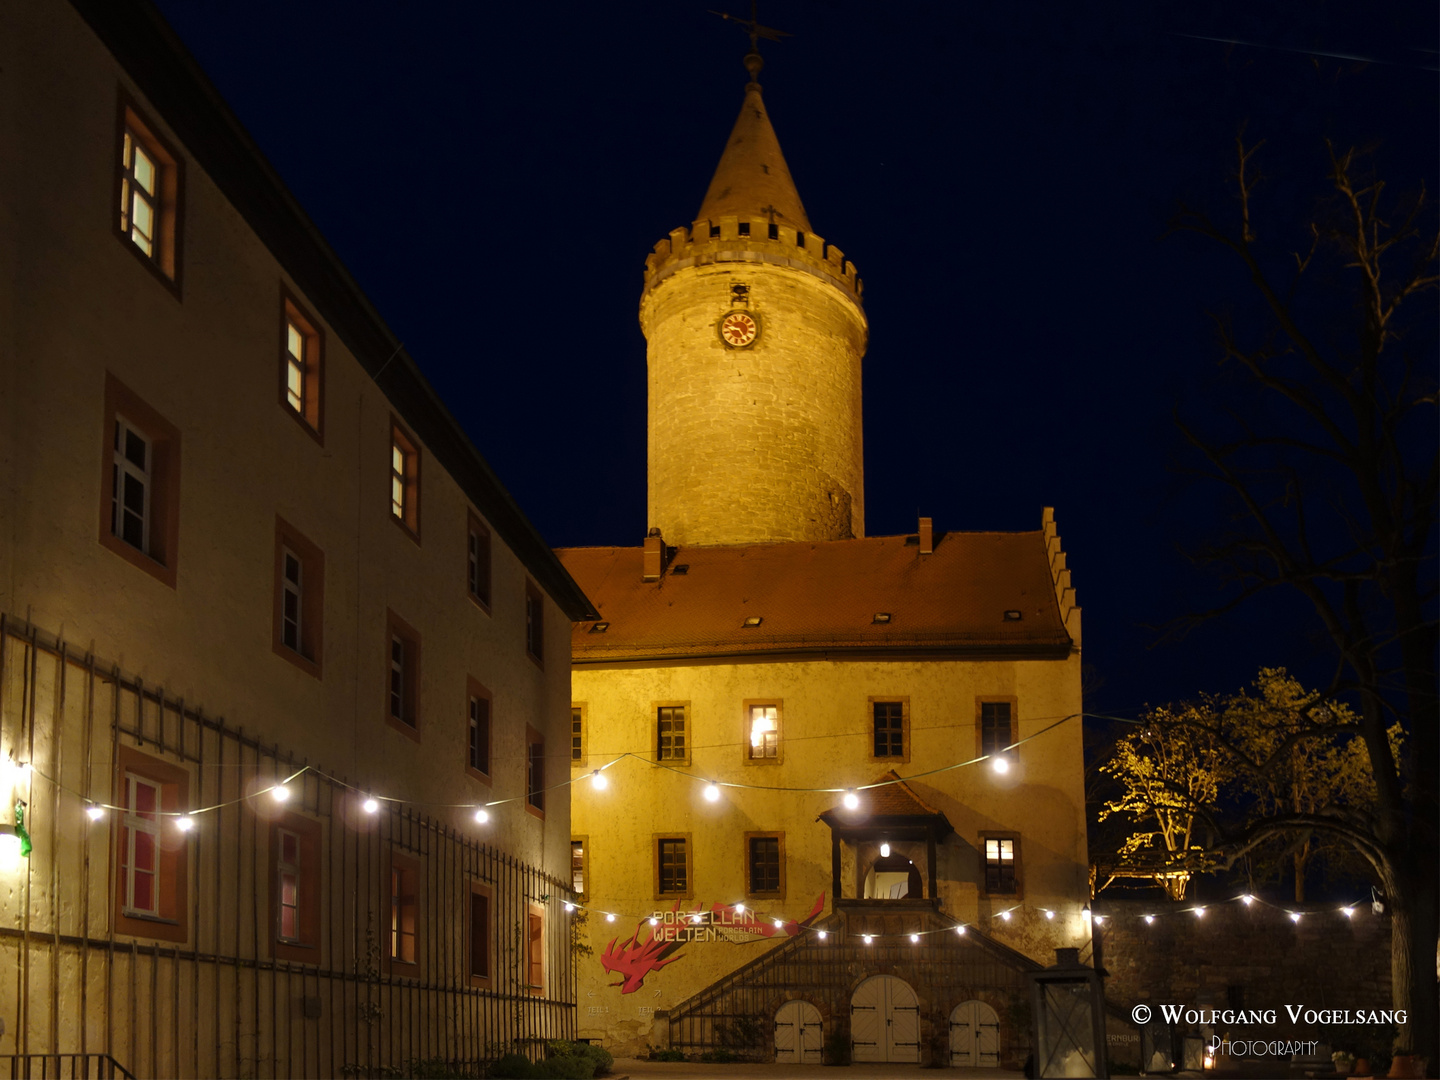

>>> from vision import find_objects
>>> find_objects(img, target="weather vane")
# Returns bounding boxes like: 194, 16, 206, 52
709, 1, 792, 79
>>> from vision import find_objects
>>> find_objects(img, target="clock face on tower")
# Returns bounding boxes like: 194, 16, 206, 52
719, 310, 759, 348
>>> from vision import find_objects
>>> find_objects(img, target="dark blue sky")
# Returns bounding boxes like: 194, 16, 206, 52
151, 0, 1438, 718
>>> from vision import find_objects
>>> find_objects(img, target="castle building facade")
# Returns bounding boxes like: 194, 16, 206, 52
0, 2, 596, 1076
561, 49, 1089, 1066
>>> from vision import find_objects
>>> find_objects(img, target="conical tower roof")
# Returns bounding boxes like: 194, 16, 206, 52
696, 60, 812, 233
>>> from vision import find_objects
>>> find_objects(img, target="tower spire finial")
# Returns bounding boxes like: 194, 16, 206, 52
709, 1, 791, 82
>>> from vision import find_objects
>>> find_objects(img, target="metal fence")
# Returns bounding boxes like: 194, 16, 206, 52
0, 614, 575, 1078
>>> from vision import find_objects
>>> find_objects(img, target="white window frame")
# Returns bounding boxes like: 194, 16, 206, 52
277, 826, 302, 942
122, 772, 162, 917
657, 705, 687, 761
390, 635, 406, 721
468, 694, 488, 773
748, 704, 779, 759
280, 547, 303, 653
390, 443, 407, 521
112, 415, 152, 555
120, 129, 158, 257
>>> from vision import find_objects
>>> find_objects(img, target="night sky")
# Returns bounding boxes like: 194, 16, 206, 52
150, 0, 1437, 720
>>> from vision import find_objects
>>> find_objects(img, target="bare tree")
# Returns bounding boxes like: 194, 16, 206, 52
1169, 137, 1438, 1062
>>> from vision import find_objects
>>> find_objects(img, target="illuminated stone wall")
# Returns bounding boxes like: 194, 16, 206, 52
640, 217, 868, 547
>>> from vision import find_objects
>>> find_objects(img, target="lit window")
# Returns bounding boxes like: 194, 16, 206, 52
271, 816, 320, 961
389, 421, 420, 539
113, 747, 189, 943
116, 100, 181, 286
984, 837, 1018, 895
657, 705, 687, 761
657, 837, 689, 896
748, 704, 779, 760
280, 294, 324, 437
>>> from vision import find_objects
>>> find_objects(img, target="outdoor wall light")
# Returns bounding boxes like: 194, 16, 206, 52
880, 842, 890, 857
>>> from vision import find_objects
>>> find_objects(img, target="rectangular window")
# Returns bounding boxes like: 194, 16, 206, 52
656, 837, 690, 897
525, 581, 545, 666
100, 374, 181, 587
280, 290, 324, 439
983, 835, 1020, 896
467, 883, 492, 986
277, 827, 301, 941
467, 513, 491, 610
526, 908, 544, 996
390, 419, 420, 540
571, 704, 586, 766
746, 833, 784, 897
388, 854, 420, 968
526, 726, 545, 816
977, 699, 1017, 764
273, 517, 324, 678
657, 704, 688, 762
115, 96, 182, 290
871, 698, 909, 761
113, 746, 189, 943
467, 680, 491, 780
385, 610, 421, 739
746, 702, 781, 761
270, 813, 322, 962
571, 838, 587, 899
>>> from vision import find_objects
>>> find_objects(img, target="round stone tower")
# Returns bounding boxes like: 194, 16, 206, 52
640, 52, 868, 547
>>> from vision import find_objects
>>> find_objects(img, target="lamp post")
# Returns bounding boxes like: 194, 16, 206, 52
1028, 947, 1109, 1078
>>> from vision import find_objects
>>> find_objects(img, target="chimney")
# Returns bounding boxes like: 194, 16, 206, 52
918, 517, 933, 555
643, 528, 664, 582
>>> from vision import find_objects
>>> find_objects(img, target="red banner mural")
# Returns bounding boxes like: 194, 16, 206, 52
600, 894, 825, 994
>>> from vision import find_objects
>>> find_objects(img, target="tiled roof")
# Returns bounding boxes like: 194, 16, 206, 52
558, 529, 1072, 663
818, 772, 955, 835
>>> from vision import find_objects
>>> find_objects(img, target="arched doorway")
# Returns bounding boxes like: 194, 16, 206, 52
851, 975, 921, 1063
949, 999, 1000, 1067
774, 999, 823, 1063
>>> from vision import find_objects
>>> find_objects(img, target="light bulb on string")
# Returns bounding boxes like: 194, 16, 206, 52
1194, 906, 1206, 918
862, 934, 873, 945
1000, 910, 1011, 922
1043, 909, 1055, 920
842, 790, 860, 810
176, 815, 196, 832
992, 755, 1009, 775
1093, 915, 1105, 925
590, 770, 608, 791
735, 904, 745, 914
703, 783, 721, 803
817, 930, 827, 941
86, 805, 105, 822
564, 903, 575, 913
474, 808, 489, 825
955, 925, 966, 936
1144, 915, 1155, 925
1288, 912, 1302, 923
909, 933, 919, 944
773, 919, 784, 929
880, 842, 891, 858
1241, 894, 1254, 906
649, 917, 659, 926
271, 783, 290, 803
363, 797, 380, 814
1341, 907, 1354, 919
605, 913, 616, 923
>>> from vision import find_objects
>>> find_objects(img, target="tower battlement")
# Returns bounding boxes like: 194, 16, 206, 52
643, 215, 863, 303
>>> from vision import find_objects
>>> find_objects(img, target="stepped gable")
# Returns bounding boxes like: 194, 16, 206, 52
557, 527, 1073, 664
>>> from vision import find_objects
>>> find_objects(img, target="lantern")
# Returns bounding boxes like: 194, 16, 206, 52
1028, 947, 1108, 1078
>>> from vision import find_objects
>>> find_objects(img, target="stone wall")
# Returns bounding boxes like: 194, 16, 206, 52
1098, 897, 1392, 1018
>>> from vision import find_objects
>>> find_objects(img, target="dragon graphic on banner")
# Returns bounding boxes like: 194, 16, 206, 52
600, 894, 826, 994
